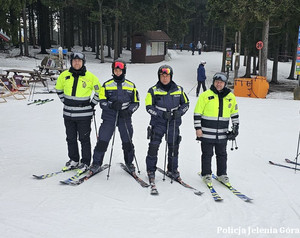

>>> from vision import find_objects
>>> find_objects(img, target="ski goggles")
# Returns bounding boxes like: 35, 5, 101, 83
72, 52, 85, 60
213, 73, 228, 82
160, 68, 171, 75
113, 61, 125, 69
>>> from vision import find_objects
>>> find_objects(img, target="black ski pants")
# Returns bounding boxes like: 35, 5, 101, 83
196, 81, 206, 96
201, 141, 227, 176
64, 118, 92, 166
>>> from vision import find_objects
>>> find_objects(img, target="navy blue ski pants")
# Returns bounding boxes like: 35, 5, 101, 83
92, 118, 134, 166
146, 121, 180, 173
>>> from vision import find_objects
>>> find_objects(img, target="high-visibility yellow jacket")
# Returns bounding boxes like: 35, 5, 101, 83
99, 77, 139, 120
55, 69, 101, 120
194, 86, 239, 143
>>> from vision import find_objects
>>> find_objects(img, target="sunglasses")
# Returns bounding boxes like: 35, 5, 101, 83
160, 68, 171, 75
113, 61, 125, 69
213, 73, 227, 82
73, 52, 85, 60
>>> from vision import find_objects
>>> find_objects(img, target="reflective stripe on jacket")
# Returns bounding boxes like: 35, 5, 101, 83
194, 87, 239, 143
55, 70, 101, 120
145, 81, 189, 126
99, 78, 139, 120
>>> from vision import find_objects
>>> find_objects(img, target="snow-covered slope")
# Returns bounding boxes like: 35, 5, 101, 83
0, 49, 299, 238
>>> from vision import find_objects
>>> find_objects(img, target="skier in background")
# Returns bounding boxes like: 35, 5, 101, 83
196, 61, 207, 96
197, 41, 202, 55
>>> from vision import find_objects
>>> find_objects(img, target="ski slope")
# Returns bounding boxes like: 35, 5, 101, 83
0, 49, 299, 238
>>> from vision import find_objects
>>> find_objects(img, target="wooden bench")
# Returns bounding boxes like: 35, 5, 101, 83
5, 68, 50, 100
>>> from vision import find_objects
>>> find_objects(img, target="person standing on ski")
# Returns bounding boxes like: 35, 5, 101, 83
194, 72, 239, 186
145, 65, 189, 184
55, 52, 101, 174
196, 61, 207, 97
89, 61, 139, 174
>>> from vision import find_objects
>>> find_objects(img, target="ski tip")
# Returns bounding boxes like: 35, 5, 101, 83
150, 191, 159, 196
215, 199, 223, 202
285, 158, 291, 163
59, 181, 70, 185
32, 175, 42, 179
269, 161, 275, 164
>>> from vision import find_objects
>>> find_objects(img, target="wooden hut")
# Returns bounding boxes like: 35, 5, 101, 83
131, 30, 171, 63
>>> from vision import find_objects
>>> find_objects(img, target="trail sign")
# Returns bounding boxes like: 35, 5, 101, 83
256, 41, 263, 50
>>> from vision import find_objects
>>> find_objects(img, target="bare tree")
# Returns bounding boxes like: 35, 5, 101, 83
113, 0, 119, 60
98, 0, 104, 63
234, 31, 241, 79
22, 0, 29, 56
221, 24, 226, 72
260, 18, 269, 77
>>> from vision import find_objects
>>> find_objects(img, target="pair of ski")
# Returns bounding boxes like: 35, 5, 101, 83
33, 166, 77, 179
66, 163, 150, 187
149, 168, 204, 196
33, 166, 92, 184
269, 158, 300, 171
33, 163, 149, 186
27, 98, 54, 105
198, 173, 253, 202
33, 164, 109, 185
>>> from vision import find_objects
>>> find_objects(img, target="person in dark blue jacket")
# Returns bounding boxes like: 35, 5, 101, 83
196, 61, 207, 96
145, 65, 189, 184
89, 61, 140, 174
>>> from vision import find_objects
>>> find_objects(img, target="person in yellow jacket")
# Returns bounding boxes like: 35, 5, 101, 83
194, 72, 239, 186
55, 52, 101, 174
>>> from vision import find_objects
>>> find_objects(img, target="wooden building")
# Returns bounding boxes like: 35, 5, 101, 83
131, 30, 171, 63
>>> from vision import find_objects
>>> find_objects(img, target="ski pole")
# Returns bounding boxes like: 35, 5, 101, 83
234, 138, 238, 150
187, 83, 197, 95
230, 138, 238, 150
163, 118, 170, 181
294, 131, 300, 172
170, 118, 177, 184
93, 110, 98, 139
124, 119, 140, 174
107, 111, 119, 180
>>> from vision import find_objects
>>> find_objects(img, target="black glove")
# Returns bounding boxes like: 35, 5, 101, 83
111, 101, 122, 111
172, 110, 181, 119
119, 109, 132, 118
227, 124, 239, 141
163, 111, 172, 120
